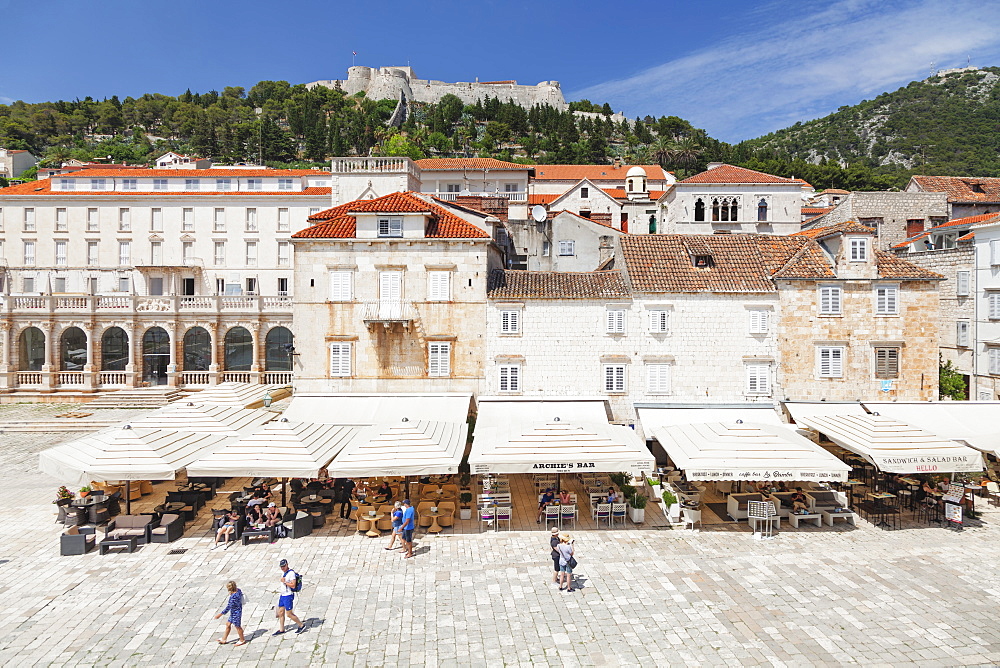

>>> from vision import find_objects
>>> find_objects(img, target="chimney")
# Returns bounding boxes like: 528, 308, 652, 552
613, 157, 622, 169
706, 162, 724, 170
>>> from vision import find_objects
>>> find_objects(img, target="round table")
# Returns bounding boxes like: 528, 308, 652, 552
426, 511, 443, 533
364, 513, 384, 537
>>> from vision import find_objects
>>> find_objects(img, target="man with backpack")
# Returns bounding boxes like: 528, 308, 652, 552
273, 558, 305, 635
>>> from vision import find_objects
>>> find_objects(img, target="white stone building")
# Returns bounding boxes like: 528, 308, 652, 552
0, 167, 330, 392
970, 217, 1000, 399
661, 163, 803, 236
154, 152, 211, 169
0, 148, 37, 180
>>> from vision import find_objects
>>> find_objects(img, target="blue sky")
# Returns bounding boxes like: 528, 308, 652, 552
4, 0, 1000, 142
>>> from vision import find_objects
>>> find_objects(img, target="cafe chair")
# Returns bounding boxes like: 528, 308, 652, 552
544, 505, 560, 527
355, 505, 375, 532
496, 506, 512, 531
611, 503, 627, 528
986, 481, 1000, 507
416, 502, 435, 527
479, 505, 495, 531
60, 525, 97, 555
681, 508, 702, 531
594, 503, 611, 528
437, 501, 456, 528
283, 511, 313, 539
560, 505, 577, 530
150, 514, 185, 543
376, 505, 395, 531
139, 480, 154, 496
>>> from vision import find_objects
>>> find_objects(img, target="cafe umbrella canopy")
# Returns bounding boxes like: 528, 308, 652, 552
325, 419, 468, 478
861, 401, 1000, 460
793, 413, 984, 474
38, 425, 231, 513
129, 402, 276, 436
650, 421, 851, 482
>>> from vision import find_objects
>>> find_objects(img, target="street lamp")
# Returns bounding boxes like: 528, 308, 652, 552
263, 391, 272, 408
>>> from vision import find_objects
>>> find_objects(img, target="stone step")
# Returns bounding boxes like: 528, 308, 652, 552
82, 388, 185, 410
0, 420, 120, 432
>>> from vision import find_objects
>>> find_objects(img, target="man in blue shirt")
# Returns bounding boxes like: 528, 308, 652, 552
400, 499, 416, 559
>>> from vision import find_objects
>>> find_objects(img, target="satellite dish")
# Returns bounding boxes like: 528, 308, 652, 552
531, 205, 547, 222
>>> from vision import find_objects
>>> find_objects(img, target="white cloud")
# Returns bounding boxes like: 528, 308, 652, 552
570, 0, 1000, 142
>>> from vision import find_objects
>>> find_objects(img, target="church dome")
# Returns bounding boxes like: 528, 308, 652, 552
626, 166, 647, 178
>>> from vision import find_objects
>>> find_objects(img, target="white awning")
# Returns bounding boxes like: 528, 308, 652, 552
189, 382, 291, 408
283, 393, 473, 425
783, 401, 868, 423
326, 420, 467, 478
651, 421, 851, 482
794, 413, 984, 474
637, 404, 784, 433
39, 426, 231, 486
470, 398, 653, 475
863, 401, 1000, 458
185, 419, 360, 479
129, 403, 275, 436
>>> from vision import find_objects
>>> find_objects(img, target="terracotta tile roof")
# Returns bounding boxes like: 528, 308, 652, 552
874, 251, 944, 280
910, 175, 1000, 202
770, 241, 838, 279
620, 234, 831, 292
792, 221, 875, 240
958, 231, 976, 241
801, 207, 834, 216
679, 164, 801, 185
528, 193, 560, 205
532, 165, 667, 181
50, 168, 326, 178
600, 188, 666, 200
890, 213, 999, 249
415, 158, 531, 171
0, 180, 330, 197
293, 192, 490, 240
488, 270, 630, 299
821, 188, 851, 194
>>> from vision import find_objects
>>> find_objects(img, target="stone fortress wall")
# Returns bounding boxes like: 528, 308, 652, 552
307, 66, 568, 110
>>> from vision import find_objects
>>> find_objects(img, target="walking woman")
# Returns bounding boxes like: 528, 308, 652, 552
556, 533, 576, 592
384, 501, 404, 550
549, 527, 561, 585
214, 580, 247, 646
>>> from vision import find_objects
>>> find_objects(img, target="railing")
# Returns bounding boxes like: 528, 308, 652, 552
56, 371, 84, 385
181, 371, 211, 385
4, 294, 293, 314
223, 371, 253, 383
361, 300, 416, 323
332, 157, 419, 178
425, 191, 527, 202
16, 372, 42, 385
99, 372, 128, 386
263, 372, 293, 384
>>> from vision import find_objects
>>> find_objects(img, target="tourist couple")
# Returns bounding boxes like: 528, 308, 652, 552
385, 499, 416, 558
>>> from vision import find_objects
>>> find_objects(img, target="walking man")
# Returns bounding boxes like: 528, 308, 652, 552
336, 478, 355, 520
401, 499, 416, 559
273, 559, 305, 635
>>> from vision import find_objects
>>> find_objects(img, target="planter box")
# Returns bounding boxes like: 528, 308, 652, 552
628, 507, 645, 524
667, 503, 683, 524
650, 484, 662, 500
459, 508, 472, 520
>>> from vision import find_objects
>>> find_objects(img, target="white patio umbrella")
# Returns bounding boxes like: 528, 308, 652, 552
190, 382, 291, 408
130, 402, 275, 436
38, 425, 231, 513
326, 419, 468, 478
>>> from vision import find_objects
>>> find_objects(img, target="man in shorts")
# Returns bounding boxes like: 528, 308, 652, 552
400, 499, 416, 559
273, 559, 305, 635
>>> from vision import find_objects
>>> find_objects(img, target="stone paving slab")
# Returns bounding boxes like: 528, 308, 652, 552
2, 412, 1000, 667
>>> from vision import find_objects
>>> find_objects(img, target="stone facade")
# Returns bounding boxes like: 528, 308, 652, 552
308, 66, 568, 110
504, 212, 620, 272
808, 191, 949, 249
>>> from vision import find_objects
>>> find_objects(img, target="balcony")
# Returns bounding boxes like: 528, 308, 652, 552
2, 294, 293, 315
332, 157, 420, 179
429, 191, 527, 202
361, 300, 417, 327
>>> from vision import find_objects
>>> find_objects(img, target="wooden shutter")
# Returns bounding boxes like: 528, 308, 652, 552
329, 343, 351, 377
746, 365, 770, 394
646, 364, 670, 394
749, 310, 769, 334
956, 271, 970, 296
876, 286, 897, 314
379, 271, 402, 301
428, 342, 450, 376
820, 287, 841, 314
329, 272, 352, 301
428, 271, 450, 300
648, 310, 669, 333
606, 309, 625, 333
501, 310, 520, 334
820, 348, 843, 377
875, 348, 899, 379
604, 365, 625, 392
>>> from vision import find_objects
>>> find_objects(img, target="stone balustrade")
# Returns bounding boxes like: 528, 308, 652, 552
1, 294, 292, 315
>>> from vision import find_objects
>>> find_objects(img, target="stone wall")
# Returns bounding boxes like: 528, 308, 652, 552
893, 247, 974, 380
816, 192, 949, 248
663, 185, 801, 236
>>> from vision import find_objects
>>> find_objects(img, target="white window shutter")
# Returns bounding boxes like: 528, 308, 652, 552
428, 271, 450, 300
957, 321, 969, 346
992, 240, 1000, 265
956, 271, 970, 296
379, 271, 402, 301
991, 294, 1000, 319
749, 310, 769, 334
329, 272, 352, 301
499, 365, 520, 392
991, 349, 1000, 375
329, 343, 351, 377
606, 309, 625, 333
428, 342, 451, 377
500, 309, 520, 334
646, 364, 670, 394
648, 310, 668, 333
746, 365, 771, 394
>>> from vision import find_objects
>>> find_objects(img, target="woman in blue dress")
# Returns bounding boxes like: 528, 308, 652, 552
214, 580, 246, 646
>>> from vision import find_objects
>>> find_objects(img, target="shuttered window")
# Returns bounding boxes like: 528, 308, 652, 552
499, 309, 520, 334
329, 271, 352, 301
745, 365, 771, 395
875, 348, 899, 379
956, 271, 970, 296
748, 309, 770, 334
606, 309, 626, 334
428, 271, 450, 301
604, 364, 626, 392
428, 342, 451, 377
646, 364, 670, 395
990, 348, 1000, 375
329, 343, 351, 377
818, 347, 844, 378
378, 217, 403, 237
647, 310, 669, 333
990, 293, 1000, 320
991, 240, 1000, 265
819, 286, 842, 315
498, 365, 520, 392
957, 321, 970, 347
875, 286, 898, 315
379, 271, 402, 301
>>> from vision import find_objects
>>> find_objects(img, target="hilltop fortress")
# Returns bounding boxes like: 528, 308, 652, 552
307, 66, 568, 110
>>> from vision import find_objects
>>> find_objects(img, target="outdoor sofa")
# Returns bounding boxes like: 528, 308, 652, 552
150, 514, 184, 543
60, 525, 97, 555
727, 493, 768, 520
104, 514, 155, 544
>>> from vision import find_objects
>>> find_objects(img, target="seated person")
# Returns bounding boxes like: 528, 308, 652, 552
606, 488, 618, 504
537, 488, 555, 523
306, 479, 324, 491
790, 487, 809, 512
775, 481, 788, 493
216, 510, 240, 545
559, 489, 572, 505
255, 482, 273, 500
245, 503, 264, 526
374, 482, 393, 503
264, 502, 282, 527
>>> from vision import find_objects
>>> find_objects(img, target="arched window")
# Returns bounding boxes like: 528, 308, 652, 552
694, 198, 705, 222
18, 327, 45, 371
627, 178, 634, 192
728, 198, 739, 221
101, 327, 129, 371
224, 327, 253, 371
183, 327, 212, 371
60, 327, 87, 371
142, 327, 170, 385
757, 198, 768, 222
265, 327, 294, 371
711, 198, 721, 222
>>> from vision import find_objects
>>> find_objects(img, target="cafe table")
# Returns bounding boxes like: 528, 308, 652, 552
425, 510, 443, 533
363, 513, 384, 537
866, 491, 897, 530
963, 483, 979, 517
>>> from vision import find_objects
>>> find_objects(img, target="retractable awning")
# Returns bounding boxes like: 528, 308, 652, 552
282, 393, 473, 425
794, 413, 984, 474
783, 401, 868, 424
130, 403, 275, 436
650, 421, 850, 482
185, 419, 359, 479
469, 398, 653, 475
190, 382, 291, 408
863, 401, 1000, 459
326, 420, 467, 478
637, 404, 784, 435
39, 425, 231, 486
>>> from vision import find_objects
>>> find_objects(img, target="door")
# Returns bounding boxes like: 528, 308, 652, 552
378, 271, 403, 319
142, 327, 170, 386
182, 278, 195, 296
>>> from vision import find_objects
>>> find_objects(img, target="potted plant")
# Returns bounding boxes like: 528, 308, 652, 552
628, 492, 647, 523
620, 484, 635, 501
459, 492, 473, 520
78, 485, 92, 498
54, 486, 75, 505
662, 490, 682, 524
647, 477, 662, 499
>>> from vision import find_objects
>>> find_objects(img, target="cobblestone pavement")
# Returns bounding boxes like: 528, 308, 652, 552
2, 417, 1000, 667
